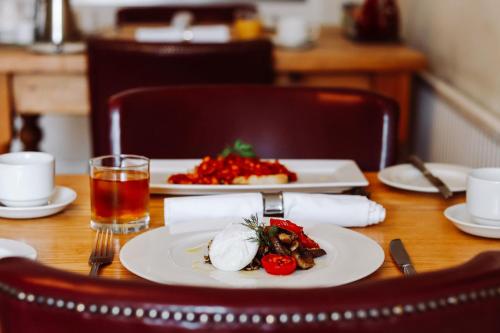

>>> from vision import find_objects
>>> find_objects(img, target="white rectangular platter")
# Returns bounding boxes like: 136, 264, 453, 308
150, 159, 368, 195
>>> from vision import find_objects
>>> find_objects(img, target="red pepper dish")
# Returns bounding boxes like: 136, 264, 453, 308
168, 155, 298, 185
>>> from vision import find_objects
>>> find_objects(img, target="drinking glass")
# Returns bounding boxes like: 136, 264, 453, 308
89, 155, 150, 234
234, 10, 262, 40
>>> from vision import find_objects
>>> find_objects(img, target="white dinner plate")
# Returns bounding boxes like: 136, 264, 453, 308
378, 163, 471, 193
150, 159, 368, 195
444, 203, 500, 239
0, 239, 37, 260
120, 222, 384, 289
0, 186, 77, 219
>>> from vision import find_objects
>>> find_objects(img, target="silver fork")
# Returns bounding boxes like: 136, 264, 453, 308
88, 229, 114, 277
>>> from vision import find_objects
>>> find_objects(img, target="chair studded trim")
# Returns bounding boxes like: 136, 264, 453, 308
1, 280, 500, 326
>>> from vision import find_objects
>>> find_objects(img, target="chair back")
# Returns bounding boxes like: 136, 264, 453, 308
1, 252, 500, 332
108, 86, 399, 171
117, 3, 256, 25
87, 38, 274, 156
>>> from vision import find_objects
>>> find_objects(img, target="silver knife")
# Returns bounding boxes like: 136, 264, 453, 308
408, 155, 453, 199
389, 239, 416, 276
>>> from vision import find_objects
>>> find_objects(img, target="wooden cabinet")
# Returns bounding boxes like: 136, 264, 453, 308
12, 74, 89, 115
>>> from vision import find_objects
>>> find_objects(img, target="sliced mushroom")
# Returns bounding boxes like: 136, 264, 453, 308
257, 244, 269, 257
278, 233, 293, 244
304, 248, 327, 258
243, 258, 262, 271
270, 236, 291, 255
290, 240, 300, 252
291, 250, 315, 270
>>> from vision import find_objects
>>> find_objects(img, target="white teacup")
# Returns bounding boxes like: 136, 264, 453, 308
0, 152, 55, 207
466, 168, 500, 226
275, 16, 319, 48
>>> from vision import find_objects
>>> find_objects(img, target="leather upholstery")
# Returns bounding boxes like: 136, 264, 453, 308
107, 86, 399, 171
87, 38, 274, 156
1, 252, 500, 332
117, 3, 257, 25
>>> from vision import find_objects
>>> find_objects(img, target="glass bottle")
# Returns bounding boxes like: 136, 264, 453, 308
358, 0, 380, 40
380, 0, 399, 40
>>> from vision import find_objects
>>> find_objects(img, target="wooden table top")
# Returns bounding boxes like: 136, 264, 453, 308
0, 27, 426, 74
0, 173, 497, 283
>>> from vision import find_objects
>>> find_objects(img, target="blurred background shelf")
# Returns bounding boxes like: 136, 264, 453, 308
0, 26, 426, 155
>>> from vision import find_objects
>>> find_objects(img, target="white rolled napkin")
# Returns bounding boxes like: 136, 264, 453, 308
135, 25, 231, 43
164, 193, 385, 234
283, 193, 385, 227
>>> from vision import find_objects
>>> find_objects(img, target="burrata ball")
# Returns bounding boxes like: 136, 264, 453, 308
208, 222, 259, 271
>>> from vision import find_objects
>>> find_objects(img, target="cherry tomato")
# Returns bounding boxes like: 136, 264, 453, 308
261, 254, 297, 275
270, 218, 303, 235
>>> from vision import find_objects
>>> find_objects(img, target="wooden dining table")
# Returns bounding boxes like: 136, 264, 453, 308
0, 173, 497, 282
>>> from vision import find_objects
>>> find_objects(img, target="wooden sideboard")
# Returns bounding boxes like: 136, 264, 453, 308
0, 27, 426, 153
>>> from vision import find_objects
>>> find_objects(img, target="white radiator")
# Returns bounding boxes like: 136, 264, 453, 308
413, 72, 500, 168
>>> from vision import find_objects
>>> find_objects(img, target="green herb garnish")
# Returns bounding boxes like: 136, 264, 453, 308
242, 214, 278, 247
220, 139, 257, 158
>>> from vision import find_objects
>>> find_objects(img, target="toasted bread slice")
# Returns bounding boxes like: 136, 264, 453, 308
232, 173, 289, 185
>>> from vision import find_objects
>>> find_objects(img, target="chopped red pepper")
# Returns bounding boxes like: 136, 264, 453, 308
270, 218, 303, 235
270, 218, 320, 249
298, 233, 320, 249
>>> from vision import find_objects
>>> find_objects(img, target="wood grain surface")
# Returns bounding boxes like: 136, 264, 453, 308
0, 173, 497, 283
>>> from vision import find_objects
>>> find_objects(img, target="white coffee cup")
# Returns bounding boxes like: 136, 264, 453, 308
275, 16, 319, 48
0, 152, 55, 207
466, 168, 500, 226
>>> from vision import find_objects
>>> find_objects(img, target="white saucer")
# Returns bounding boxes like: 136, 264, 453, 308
444, 203, 500, 239
378, 163, 471, 193
0, 239, 37, 260
0, 186, 77, 219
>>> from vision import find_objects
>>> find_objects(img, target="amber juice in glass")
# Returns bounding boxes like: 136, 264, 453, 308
89, 155, 150, 233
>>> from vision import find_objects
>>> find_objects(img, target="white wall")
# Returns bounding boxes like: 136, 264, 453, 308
399, 0, 500, 117
412, 78, 500, 167
399, 0, 500, 165
74, 0, 343, 32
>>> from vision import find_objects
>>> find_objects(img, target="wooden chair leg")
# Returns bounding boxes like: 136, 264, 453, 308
0, 74, 13, 153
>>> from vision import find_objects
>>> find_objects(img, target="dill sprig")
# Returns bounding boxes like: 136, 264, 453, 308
241, 214, 278, 247
241, 214, 262, 243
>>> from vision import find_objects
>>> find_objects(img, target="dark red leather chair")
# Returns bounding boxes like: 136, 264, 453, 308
87, 38, 274, 156
107, 86, 399, 171
117, 3, 256, 26
1, 252, 500, 332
